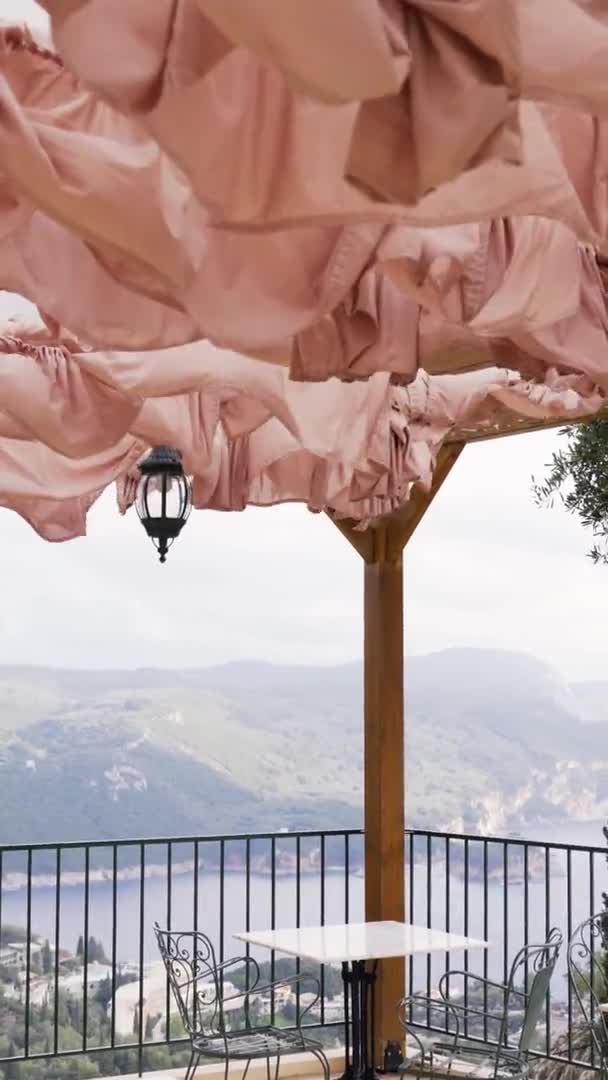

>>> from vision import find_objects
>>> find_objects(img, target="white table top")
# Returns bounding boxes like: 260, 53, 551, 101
235, 920, 488, 964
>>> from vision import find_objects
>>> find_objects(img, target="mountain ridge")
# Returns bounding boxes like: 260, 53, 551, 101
0, 648, 605, 846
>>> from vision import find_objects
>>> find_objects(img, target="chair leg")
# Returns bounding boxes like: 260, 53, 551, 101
310, 1048, 331, 1080
242, 1060, 252, 1080
185, 1049, 201, 1080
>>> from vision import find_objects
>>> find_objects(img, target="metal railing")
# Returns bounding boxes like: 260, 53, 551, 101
406, 829, 607, 1073
0, 827, 604, 1076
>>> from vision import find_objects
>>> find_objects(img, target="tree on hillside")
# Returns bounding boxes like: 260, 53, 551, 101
145, 1012, 159, 1040
534, 419, 608, 564
41, 940, 52, 976
87, 937, 102, 964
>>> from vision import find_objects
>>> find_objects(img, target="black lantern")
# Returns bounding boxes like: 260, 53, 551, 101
136, 445, 192, 563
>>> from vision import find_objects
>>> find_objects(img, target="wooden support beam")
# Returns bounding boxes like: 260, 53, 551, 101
447, 403, 608, 446
328, 515, 374, 562
328, 443, 464, 1067
381, 443, 465, 559
327, 443, 465, 561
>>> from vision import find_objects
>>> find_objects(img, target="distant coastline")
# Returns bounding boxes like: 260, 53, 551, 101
6, 825, 602, 892
1, 857, 362, 893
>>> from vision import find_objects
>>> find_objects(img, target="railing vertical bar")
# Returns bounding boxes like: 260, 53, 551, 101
544, 846, 551, 1057
53, 848, 61, 1057
426, 834, 432, 1026
111, 844, 118, 1049
191, 833, 200, 1036
245, 838, 252, 997
503, 842, 509, 987
463, 838, 469, 1038
82, 846, 90, 1051
296, 836, 301, 1024
445, 837, 451, 1009
165, 841, 172, 1043
138, 842, 145, 1077
523, 845, 530, 996
589, 849, 596, 1069
408, 832, 414, 1001
194, 833, 200, 937
219, 839, 225, 963
320, 833, 326, 1027
219, 838, 225, 1005
566, 847, 573, 1062
483, 841, 488, 1043
24, 847, 32, 1058
192, 839, 200, 1033
343, 834, 350, 1055
270, 836, 276, 1026
345, 833, 350, 924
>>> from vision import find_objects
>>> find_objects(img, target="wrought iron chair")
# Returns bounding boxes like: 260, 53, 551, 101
568, 913, 608, 1078
398, 928, 563, 1079
154, 924, 331, 1080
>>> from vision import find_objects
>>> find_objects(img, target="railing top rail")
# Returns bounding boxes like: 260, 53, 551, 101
0, 825, 604, 855
0, 826, 364, 853
408, 827, 607, 856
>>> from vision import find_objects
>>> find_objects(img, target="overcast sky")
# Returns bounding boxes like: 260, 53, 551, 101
2, 0, 607, 680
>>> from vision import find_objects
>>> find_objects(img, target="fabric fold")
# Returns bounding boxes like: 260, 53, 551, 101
0, 317, 604, 542
3, 19, 608, 389
27, 4, 608, 240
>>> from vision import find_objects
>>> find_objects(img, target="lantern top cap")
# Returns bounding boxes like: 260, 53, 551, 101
138, 445, 184, 476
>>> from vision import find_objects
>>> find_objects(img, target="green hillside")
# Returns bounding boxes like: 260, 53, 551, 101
0, 649, 604, 845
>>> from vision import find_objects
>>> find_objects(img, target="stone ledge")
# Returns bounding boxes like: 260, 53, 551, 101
107, 1046, 345, 1080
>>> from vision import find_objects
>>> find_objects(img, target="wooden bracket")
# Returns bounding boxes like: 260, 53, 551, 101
327, 442, 465, 564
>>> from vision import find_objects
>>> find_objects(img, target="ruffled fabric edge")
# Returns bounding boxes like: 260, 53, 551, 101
0, 316, 603, 541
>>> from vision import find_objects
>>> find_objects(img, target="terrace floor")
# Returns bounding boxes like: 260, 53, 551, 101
110, 1048, 345, 1080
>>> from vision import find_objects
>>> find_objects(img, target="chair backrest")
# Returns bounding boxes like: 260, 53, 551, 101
568, 913, 608, 1063
503, 928, 563, 1054
154, 923, 224, 1039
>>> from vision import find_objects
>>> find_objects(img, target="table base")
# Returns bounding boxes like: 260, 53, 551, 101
340, 959, 379, 1080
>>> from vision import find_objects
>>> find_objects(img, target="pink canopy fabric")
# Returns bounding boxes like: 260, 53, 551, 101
0, 315, 603, 541
2, 6, 608, 541
32, 2, 608, 237
1, 23, 608, 386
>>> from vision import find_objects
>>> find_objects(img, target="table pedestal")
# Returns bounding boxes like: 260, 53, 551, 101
341, 960, 379, 1080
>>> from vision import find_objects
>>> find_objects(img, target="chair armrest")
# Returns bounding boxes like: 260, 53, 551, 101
438, 970, 525, 1002
234, 972, 322, 1028
399, 994, 462, 1038
212, 956, 261, 1028
398, 994, 463, 1069
400, 992, 507, 1050
216, 955, 261, 992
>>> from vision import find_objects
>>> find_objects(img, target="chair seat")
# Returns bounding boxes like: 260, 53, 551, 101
402, 1043, 527, 1080
434, 1044, 526, 1077
193, 1026, 323, 1060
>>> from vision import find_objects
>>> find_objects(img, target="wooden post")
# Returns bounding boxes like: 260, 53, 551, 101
329, 444, 464, 1066
364, 526, 406, 1062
